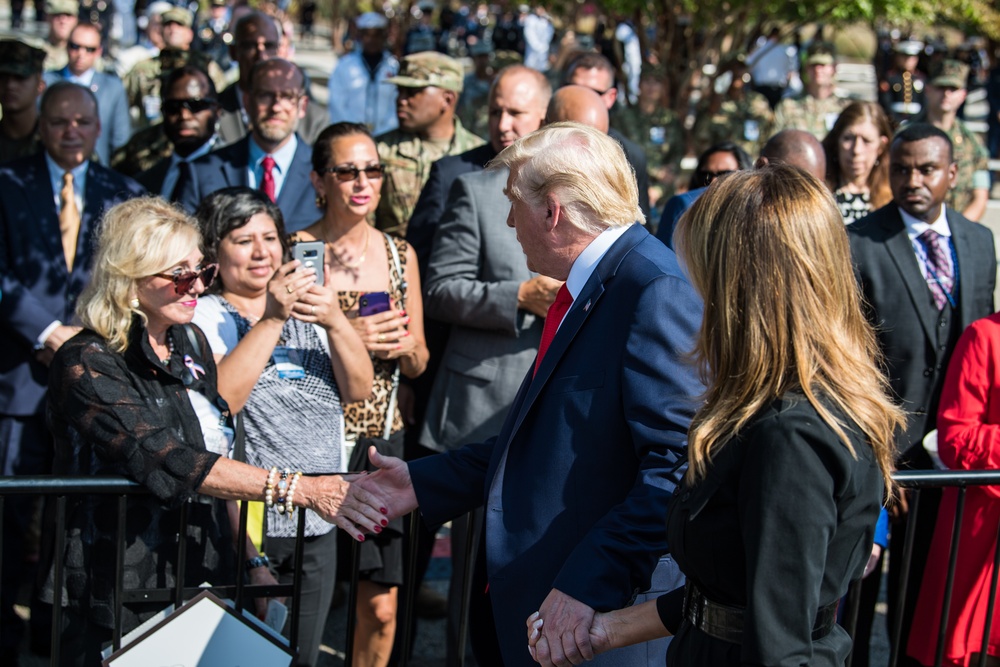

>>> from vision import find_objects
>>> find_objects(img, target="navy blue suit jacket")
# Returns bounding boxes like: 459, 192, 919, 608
0, 153, 144, 415
406, 143, 497, 279
408, 223, 704, 666
655, 187, 706, 248
179, 135, 319, 233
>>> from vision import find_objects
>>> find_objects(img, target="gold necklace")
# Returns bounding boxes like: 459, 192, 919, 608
328, 228, 371, 270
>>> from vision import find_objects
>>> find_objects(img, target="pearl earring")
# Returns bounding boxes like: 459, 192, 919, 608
129, 298, 140, 309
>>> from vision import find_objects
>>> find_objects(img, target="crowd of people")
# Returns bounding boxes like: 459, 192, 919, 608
0, 2, 998, 667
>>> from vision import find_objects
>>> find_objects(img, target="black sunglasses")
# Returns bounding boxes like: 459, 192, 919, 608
68, 42, 98, 53
322, 164, 386, 182
155, 264, 218, 294
162, 98, 218, 115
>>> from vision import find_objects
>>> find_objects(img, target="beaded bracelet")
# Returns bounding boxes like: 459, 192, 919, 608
276, 468, 291, 514
246, 554, 270, 570
285, 471, 303, 514
264, 466, 278, 508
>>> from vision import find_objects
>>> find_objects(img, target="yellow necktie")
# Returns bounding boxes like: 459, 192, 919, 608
59, 171, 80, 272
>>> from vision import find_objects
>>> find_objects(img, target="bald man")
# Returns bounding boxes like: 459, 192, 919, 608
546, 85, 609, 133
757, 128, 827, 181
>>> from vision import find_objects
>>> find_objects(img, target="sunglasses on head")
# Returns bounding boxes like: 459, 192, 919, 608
322, 164, 386, 182
162, 98, 218, 115
155, 264, 218, 294
68, 42, 98, 53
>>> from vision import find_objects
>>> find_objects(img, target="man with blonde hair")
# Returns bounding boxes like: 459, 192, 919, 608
359, 122, 703, 667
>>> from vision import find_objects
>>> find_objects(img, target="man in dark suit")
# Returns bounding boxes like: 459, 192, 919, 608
563, 52, 651, 223
180, 58, 318, 232
131, 65, 220, 199
216, 12, 328, 146
0, 81, 143, 661
43, 23, 131, 165
359, 122, 702, 667
847, 122, 996, 667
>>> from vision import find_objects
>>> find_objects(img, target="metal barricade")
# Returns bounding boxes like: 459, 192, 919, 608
0, 476, 305, 665
843, 469, 1000, 667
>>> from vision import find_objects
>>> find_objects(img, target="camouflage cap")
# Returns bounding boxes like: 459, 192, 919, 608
0, 39, 46, 77
162, 7, 193, 27
804, 41, 836, 66
929, 58, 969, 89
386, 51, 464, 92
44, 0, 78, 15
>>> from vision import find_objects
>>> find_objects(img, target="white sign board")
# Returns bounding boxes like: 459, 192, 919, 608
103, 590, 295, 667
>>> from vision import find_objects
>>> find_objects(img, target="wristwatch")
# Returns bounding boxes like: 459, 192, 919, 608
246, 555, 270, 570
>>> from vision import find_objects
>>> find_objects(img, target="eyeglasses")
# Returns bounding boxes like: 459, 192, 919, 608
67, 42, 99, 53
322, 164, 386, 182
155, 264, 218, 294
699, 170, 736, 181
162, 98, 218, 115
251, 90, 303, 107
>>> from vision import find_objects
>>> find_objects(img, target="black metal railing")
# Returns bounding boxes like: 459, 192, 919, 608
843, 469, 1000, 667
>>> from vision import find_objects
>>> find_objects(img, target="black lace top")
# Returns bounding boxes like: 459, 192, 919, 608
42, 321, 236, 631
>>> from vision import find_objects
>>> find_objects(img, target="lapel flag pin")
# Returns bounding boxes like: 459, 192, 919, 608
583, 299, 591, 312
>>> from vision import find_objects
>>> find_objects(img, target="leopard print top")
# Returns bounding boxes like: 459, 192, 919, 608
337, 234, 407, 439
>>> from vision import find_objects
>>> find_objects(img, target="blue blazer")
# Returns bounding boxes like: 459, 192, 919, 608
409, 223, 704, 666
43, 69, 132, 166
179, 135, 319, 233
655, 187, 706, 248
0, 153, 144, 415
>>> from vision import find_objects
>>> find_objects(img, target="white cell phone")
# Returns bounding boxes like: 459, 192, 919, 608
292, 241, 325, 285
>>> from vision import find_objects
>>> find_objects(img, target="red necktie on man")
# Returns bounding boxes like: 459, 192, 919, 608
261, 155, 276, 203
534, 284, 573, 376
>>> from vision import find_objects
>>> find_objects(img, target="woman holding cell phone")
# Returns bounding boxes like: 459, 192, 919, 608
295, 121, 429, 667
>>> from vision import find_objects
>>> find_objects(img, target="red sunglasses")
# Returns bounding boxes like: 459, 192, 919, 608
155, 264, 218, 294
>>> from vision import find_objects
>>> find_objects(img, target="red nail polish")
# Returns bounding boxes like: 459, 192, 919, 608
373, 525, 382, 533
380, 507, 388, 514
381, 518, 388, 526
358, 534, 365, 542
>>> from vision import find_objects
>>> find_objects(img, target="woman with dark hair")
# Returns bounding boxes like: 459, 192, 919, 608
192, 186, 374, 667
687, 142, 753, 190
822, 101, 894, 224
44, 198, 385, 666
528, 165, 903, 667
298, 122, 429, 667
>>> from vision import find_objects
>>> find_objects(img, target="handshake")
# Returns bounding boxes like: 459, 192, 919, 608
322, 446, 419, 541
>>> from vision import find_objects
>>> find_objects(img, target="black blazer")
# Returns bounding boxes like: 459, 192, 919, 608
178, 135, 319, 233
0, 154, 144, 415
406, 143, 497, 279
848, 204, 996, 455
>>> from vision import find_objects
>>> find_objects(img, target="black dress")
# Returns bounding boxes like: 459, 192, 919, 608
662, 396, 883, 666
42, 322, 235, 634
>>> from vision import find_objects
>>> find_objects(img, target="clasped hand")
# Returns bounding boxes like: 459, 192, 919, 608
526, 589, 608, 666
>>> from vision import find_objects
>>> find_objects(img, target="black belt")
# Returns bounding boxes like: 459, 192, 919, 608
682, 581, 839, 644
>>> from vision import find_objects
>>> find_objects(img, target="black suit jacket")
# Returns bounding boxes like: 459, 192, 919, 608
178, 135, 319, 232
135, 156, 171, 198
0, 154, 144, 415
406, 143, 497, 279
848, 204, 996, 456
609, 127, 651, 224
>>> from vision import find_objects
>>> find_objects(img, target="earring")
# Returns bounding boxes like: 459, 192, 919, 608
315, 194, 327, 208
129, 297, 140, 309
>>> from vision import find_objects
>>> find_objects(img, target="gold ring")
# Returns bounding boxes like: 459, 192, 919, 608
377, 333, 385, 343
311, 305, 317, 315
285, 285, 293, 294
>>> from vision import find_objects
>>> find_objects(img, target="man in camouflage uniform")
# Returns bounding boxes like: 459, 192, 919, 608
907, 58, 991, 221
123, 7, 227, 129
773, 42, 852, 139
0, 40, 47, 163
375, 51, 485, 237
41, 0, 77, 72
611, 68, 684, 204
879, 40, 927, 124
692, 55, 773, 158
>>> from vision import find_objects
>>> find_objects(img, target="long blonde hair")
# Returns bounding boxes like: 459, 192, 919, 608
674, 165, 902, 494
76, 197, 201, 353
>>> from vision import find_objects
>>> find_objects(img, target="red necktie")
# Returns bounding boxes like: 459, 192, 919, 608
261, 156, 276, 202
534, 284, 573, 376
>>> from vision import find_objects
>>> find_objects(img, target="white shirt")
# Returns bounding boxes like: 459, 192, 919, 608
247, 134, 298, 198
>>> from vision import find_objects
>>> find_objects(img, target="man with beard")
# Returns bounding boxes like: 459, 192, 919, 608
133, 65, 220, 200
180, 58, 318, 232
